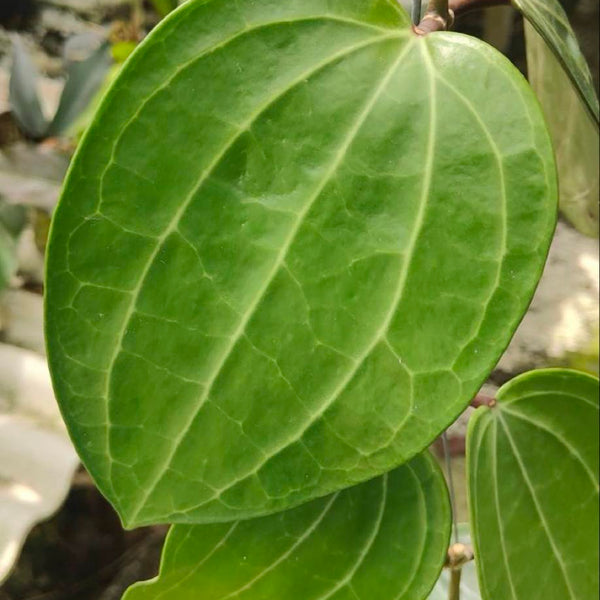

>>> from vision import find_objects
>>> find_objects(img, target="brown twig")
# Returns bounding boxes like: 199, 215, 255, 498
414, 0, 453, 35
471, 394, 497, 408
413, 0, 511, 35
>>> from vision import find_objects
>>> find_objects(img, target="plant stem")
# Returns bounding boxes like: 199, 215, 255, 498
449, 568, 462, 600
414, 0, 511, 34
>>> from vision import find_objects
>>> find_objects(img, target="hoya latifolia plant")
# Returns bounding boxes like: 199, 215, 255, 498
44, 0, 599, 598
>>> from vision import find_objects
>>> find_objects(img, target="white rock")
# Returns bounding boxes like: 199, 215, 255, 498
0, 343, 78, 583
498, 221, 599, 373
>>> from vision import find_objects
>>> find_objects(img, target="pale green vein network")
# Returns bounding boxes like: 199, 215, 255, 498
148, 37, 432, 518
314, 474, 387, 600
91, 28, 408, 515
390, 466, 428, 599
124, 36, 417, 525
218, 492, 339, 599
429, 66, 508, 365
500, 407, 598, 488
155, 521, 240, 600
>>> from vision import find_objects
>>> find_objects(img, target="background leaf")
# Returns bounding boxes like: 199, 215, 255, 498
124, 452, 450, 600
45, 0, 557, 528
9, 37, 48, 139
46, 40, 112, 137
513, 0, 599, 124
467, 369, 599, 600
524, 22, 599, 237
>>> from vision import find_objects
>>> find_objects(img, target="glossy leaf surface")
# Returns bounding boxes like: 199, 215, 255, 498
124, 453, 450, 600
45, 0, 557, 527
467, 369, 599, 600
513, 0, 599, 124
525, 22, 599, 237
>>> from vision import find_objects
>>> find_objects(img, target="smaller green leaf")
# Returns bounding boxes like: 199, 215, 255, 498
124, 452, 450, 600
513, 0, 599, 124
9, 37, 48, 139
467, 369, 599, 600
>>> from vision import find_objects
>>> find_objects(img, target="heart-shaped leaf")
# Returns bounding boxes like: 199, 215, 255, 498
124, 452, 450, 600
524, 22, 599, 237
467, 369, 599, 600
513, 0, 599, 124
45, 0, 557, 527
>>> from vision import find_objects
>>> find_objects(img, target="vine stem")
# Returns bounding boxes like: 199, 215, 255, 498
414, 0, 511, 34
449, 569, 462, 600
445, 543, 475, 600
442, 432, 460, 544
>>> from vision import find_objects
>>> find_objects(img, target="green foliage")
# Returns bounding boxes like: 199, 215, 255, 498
124, 453, 449, 600
524, 23, 599, 237
9, 35, 112, 140
467, 369, 599, 600
45, 0, 557, 529
513, 0, 599, 124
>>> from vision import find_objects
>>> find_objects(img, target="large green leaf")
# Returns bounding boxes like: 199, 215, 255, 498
513, 0, 599, 124
45, 0, 557, 528
124, 452, 450, 600
467, 369, 599, 600
524, 22, 599, 237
